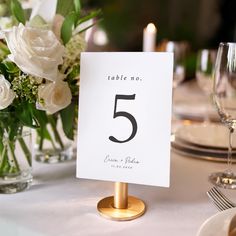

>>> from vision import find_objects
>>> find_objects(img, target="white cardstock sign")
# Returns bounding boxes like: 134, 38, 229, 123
77, 52, 173, 187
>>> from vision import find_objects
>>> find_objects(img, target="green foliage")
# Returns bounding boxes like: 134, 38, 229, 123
12, 74, 38, 103
0, 41, 10, 55
31, 108, 48, 128
74, 0, 81, 14
0, 62, 40, 130
0, 111, 21, 144
10, 0, 25, 24
0, 63, 8, 79
77, 9, 102, 25
15, 101, 36, 128
0, 110, 31, 176
0, 61, 18, 82
60, 101, 77, 140
2, 61, 19, 75
65, 64, 80, 95
61, 11, 77, 45
56, 0, 75, 17
60, 2, 102, 45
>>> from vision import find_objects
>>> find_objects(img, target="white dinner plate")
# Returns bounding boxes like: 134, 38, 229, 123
197, 208, 236, 236
175, 123, 236, 149
173, 136, 236, 155
171, 140, 236, 163
173, 101, 218, 121
172, 147, 230, 162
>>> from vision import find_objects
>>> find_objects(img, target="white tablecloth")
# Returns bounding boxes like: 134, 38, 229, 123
1, 81, 235, 236
1, 149, 236, 236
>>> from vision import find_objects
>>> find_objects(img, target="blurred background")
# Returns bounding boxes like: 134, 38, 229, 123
83, 0, 236, 50
82, 0, 236, 79
1, 0, 236, 79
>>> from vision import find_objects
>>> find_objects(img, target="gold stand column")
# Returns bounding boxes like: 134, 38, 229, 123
97, 182, 146, 221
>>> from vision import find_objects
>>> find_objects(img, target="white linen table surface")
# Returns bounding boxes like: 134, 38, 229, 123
1, 150, 235, 236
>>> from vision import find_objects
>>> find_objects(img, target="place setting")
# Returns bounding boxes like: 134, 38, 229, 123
173, 42, 236, 189
197, 186, 236, 236
172, 42, 236, 235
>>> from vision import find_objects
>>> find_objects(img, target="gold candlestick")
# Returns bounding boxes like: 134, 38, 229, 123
97, 182, 146, 221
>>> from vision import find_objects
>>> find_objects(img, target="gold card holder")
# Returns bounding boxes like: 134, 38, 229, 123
97, 182, 146, 221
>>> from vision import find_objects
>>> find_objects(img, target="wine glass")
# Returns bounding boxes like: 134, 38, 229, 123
196, 49, 217, 122
209, 42, 236, 189
165, 41, 188, 88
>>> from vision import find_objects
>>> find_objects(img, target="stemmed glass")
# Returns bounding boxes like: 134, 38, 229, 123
209, 42, 236, 189
165, 41, 188, 88
196, 49, 217, 122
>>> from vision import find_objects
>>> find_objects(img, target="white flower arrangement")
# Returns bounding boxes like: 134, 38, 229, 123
0, 0, 101, 139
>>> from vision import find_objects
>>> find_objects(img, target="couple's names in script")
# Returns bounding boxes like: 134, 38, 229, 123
107, 74, 143, 82
104, 155, 140, 170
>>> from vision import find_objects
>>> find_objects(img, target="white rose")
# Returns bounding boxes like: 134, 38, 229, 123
3, 23, 65, 81
0, 74, 15, 110
38, 80, 72, 114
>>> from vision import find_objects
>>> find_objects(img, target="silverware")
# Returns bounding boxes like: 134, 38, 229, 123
207, 187, 236, 211
228, 214, 236, 236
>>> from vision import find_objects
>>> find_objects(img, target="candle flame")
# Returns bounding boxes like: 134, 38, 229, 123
147, 23, 156, 33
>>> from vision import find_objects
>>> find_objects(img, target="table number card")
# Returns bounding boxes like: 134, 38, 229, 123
77, 52, 173, 187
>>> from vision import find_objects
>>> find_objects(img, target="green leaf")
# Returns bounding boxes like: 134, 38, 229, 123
16, 102, 36, 128
8, 122, 20, 141
56, 0, 74, 17
10, 0, 25, 24
60, 102, 76, 140
0, 41, 10, 55
3, 61, 19, 74
0, 128, 4, 153
74, 0, 81, 14
76, 9, 102, 26
0, 154, 11, 176
31, 107, 48, 128
48, 115, 64, 148
0, 63, 8, 79
42, 128, 52, 141
18, 109, 34, 127
61, 11, 77, 45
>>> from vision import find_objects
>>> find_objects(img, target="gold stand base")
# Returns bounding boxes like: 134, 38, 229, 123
97, 196, 145, 221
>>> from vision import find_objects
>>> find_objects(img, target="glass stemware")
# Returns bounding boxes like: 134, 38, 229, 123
196, 49, 217, 122
165, 41, 188, 88
209, 42, 236, 189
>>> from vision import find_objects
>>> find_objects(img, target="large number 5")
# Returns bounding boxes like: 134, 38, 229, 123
109, 94, 138, 143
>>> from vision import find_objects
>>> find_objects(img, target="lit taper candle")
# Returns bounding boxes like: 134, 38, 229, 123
143, 23, 157, 52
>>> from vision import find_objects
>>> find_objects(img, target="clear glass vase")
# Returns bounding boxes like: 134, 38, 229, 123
34, 114, 73, 163
0, 126, 32, 194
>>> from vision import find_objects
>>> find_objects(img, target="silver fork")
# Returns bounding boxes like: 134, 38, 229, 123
207, 186, 236, 211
